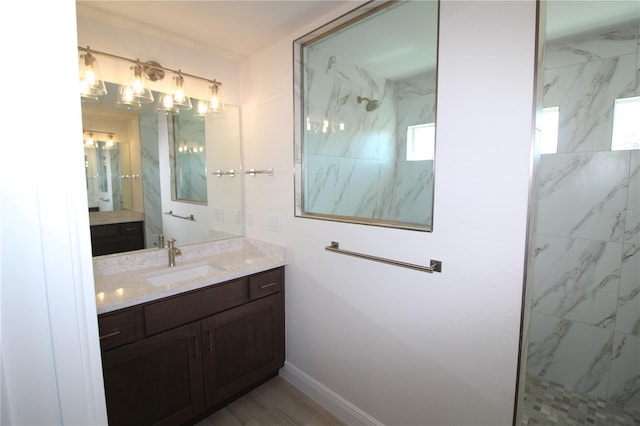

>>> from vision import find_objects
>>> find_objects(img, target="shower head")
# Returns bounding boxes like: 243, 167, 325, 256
357, 96, 381, 112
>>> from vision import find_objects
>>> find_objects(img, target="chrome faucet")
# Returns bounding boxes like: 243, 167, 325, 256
154, 233, 165, 249
167, 239, 182, 267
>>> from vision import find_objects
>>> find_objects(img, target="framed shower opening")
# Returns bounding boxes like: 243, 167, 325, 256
515, 1, 640, 424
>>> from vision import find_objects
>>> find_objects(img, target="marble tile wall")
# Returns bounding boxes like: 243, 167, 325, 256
109, 145, 123, 210
302, 46, 435, 225
140, 112, 163, 248
526, 22, 640, 418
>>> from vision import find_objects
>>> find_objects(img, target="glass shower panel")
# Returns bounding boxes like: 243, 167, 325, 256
517, 2, 640, 424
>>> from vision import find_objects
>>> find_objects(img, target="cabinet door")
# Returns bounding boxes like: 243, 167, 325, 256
101, 322, 204, 426
202, 293, 284, 407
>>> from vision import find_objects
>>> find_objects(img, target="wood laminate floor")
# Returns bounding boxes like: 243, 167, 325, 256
196, 376, 346, 426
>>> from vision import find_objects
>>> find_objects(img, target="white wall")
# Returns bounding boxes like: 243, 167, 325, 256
1, 1, 107, 424
241, 1, 537, 424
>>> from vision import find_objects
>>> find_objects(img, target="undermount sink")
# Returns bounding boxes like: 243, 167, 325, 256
145, 263, 224, 286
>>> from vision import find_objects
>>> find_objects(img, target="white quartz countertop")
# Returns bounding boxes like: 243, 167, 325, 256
93, 237, 286, 314
89, 210, 145, 226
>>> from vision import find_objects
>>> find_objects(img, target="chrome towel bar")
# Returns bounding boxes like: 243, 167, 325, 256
214, 169, 236, 177
245, 168, 274, 176
164, 210, 196, 221
325, 241, 442, 273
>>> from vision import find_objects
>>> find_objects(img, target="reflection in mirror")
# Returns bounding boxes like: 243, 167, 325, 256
169, 109, 207, 204
294, 0, 439, 231
83, 82, 243, 256
85, 140, 133, 212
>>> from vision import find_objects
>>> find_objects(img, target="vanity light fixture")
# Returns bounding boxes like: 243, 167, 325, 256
79, 47, 107, 100
78, 46, 224, 117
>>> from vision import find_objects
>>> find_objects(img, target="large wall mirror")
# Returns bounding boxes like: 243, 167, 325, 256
294, 0, 439, 231
83, 81, 243, 256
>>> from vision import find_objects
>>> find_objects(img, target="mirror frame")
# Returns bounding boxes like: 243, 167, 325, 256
293, 0, 439, 232
168, 111, 208, 205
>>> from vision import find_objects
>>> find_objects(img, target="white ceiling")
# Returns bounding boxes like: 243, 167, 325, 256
76, 1, 639, 63
76, 1, 356, 60
546, 0, 639, 41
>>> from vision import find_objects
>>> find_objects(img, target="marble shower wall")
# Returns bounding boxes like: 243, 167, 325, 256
140, 113, 163, 248
527, 23, 640, 417
109, 145, 123, 209
303, 46, 435, 225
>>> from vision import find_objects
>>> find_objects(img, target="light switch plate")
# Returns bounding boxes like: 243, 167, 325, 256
266, 214, 281, 232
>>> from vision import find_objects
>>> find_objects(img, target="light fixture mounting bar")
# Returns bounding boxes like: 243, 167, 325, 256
78, 46, 222, 86
83, 129, 114, 135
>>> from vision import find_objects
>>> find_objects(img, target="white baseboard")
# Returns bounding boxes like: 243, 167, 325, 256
280, 361, 383, 426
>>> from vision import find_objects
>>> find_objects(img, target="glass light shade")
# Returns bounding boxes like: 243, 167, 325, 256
208, 83, 225, 115
105, 135, 115, 149
194, 99, 209, 117
156, 92, 178, 115
172, 73, 192, 110
79, 51, 107, 98
116, 85, 142, 110
121, 63, 154, 104
84, 133, 96, 149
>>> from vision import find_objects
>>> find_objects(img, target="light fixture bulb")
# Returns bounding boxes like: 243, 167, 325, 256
162, 94, 174, 109
120, 61, 154, 104
79, 48, 107, 98
174, 74, 185, 103
171, 72, 192, 110
156, 92, 178, 115
208, 82, 224, 115
195, 100, 209, 117
116, 85, 142, 110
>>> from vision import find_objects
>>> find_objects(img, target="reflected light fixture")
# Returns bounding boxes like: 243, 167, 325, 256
84, 132, 96, 149
84, 129, 116, 150
105, 133, 115, 149
79, 47, 107, 100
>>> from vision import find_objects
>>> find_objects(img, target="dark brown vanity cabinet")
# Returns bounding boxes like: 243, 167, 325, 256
98, 267, 285, 426
90, 221, 145, 256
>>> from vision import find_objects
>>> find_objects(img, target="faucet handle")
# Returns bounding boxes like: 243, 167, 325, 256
167, 238, 177, 249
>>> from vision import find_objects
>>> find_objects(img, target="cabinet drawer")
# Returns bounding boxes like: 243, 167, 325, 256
98, 307, 144, 351
119, 221, 143, 235
91, 223, 120, 239
249, 268, 283, 300
144, 278, 249, 336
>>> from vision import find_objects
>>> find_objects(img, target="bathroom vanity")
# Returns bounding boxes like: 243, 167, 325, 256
93, 238, 286, 425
